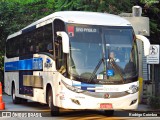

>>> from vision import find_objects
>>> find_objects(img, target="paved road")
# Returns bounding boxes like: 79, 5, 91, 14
0, 94, 159, 120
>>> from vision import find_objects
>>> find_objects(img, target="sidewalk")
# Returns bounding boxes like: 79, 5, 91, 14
135, 104, 160, 114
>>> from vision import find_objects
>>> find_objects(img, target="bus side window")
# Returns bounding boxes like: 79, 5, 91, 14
47, 43, 53, 52
6, 39, 12, 58
36, 45, 39, 52
20, 34, 29, 55
36, 27, 43, 53
55, 36, 62, 69
6, 37, 20, 58
30, 45, 34, 53
54, 19, 66, 74
43, 24, 53, 54
35, 23, 53, 54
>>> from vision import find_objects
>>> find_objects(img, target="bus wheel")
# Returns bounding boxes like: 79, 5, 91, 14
104, 110, 114, 116
12, 84, 21, 104
21, 98, 28, 103
48, 88, 60, 116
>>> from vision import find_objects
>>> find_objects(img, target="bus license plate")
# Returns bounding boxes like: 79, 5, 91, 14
100, 103, 112, 109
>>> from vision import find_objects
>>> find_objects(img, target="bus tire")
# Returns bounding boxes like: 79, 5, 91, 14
47, 88, 59, 116
12, 84, 21, 104
21, 98, 28, 103
104, 110, 114, 116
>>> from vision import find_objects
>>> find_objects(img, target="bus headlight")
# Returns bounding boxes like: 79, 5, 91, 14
126, 85, 138, 94
61, 80, 84, 93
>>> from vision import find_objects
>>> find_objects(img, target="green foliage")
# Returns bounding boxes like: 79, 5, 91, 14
0, 55, 4, 82
140, 0, 159, 6
0, 55, 4, 71
150, 20, 160, 34
55, 0, 133, 13
149, 96, 160, 109
141, 0, 160, 44
0, 0, 55, 72
55, 0, 82, 11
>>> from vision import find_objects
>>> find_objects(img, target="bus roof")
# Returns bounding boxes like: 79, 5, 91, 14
7, 11, 132, 40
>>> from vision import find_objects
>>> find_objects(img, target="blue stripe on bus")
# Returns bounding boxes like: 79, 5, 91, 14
5, 58, 43, 71
73, 83, 102, 87
73, 83, 102, 92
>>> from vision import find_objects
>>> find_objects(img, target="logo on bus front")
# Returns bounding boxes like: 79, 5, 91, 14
44, 58, 52, 68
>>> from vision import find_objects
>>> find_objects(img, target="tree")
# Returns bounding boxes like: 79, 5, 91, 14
141, 0, 160, 44
132, 0, 160, 44
0, 0, 55, 82
55, 0, 134, 13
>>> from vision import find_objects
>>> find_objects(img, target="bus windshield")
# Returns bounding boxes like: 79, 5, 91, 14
67, 24, 138, 84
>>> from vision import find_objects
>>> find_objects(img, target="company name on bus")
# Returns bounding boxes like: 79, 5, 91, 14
103, 87, 119, 92
44, 58, 52, 68
44, 63, 52, 68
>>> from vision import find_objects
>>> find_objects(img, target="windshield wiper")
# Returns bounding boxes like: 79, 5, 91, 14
88, 58, 104, 83
109, 58, 125, 83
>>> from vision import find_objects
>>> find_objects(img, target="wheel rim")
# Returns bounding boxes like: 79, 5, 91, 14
12, 88, 15, 100
48, 94, 51, 108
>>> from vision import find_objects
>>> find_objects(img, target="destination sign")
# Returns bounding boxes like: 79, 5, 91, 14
75, 27, 98, 33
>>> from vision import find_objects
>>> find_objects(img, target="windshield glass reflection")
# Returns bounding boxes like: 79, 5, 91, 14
67, 25, 138, 84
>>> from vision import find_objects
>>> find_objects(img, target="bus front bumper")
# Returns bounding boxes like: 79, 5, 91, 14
55, 89, 139, 110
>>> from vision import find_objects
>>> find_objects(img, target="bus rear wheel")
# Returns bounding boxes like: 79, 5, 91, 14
104, 110, 114, 116
12, 84, 21, 104
47, 88, 60, 116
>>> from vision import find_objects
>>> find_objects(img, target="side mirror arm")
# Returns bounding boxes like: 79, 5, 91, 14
136, 35, 150, 56
56, 31, 69, 54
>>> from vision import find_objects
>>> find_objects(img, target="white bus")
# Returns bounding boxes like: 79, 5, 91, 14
4, 11, 150, 116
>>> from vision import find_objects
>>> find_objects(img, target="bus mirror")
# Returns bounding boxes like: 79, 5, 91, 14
136, 35, 150, 56
56, 31, 69, 53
